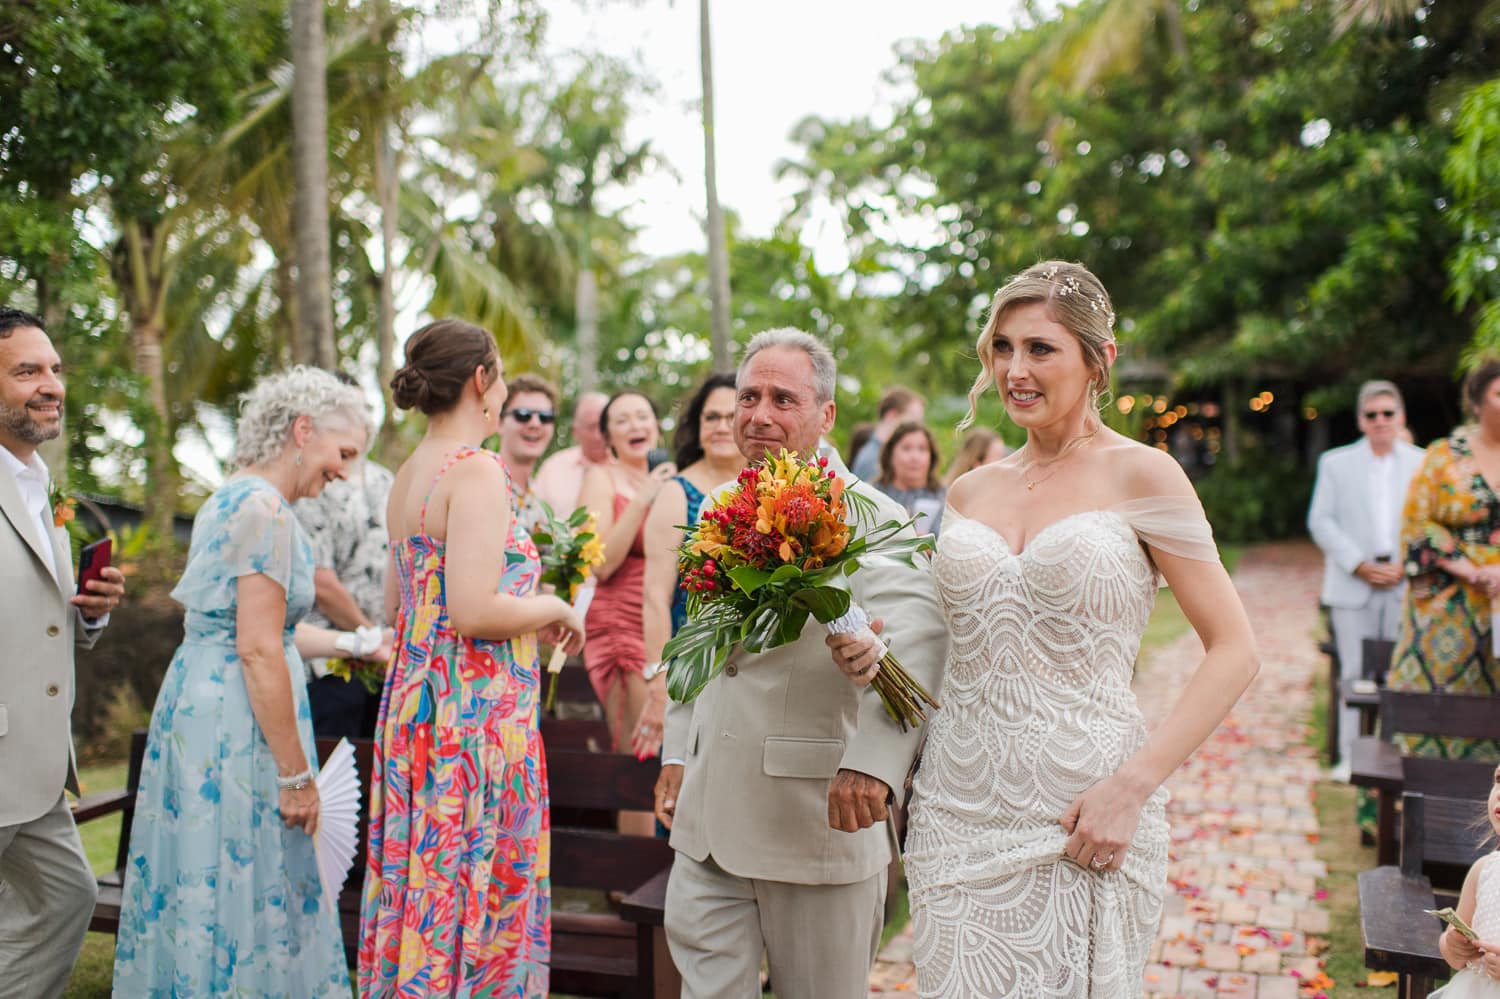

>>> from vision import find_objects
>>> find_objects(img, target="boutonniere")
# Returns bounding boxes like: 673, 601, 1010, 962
48, 477, 76, 528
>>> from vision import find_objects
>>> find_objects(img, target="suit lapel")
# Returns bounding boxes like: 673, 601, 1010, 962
0, 465, 58, 585
48, 518, 72, 599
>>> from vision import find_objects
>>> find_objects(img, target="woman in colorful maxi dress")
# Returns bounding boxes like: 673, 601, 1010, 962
359, 319, 584, 998
113, 367, 373, 996
1388, 361, 1500, 769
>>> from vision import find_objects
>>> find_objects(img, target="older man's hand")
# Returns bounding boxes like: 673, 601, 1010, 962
73, 565, 125, 622
827, 769, 891, 833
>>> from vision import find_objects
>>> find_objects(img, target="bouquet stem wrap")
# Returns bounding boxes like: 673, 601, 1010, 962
825, 604, 939, 731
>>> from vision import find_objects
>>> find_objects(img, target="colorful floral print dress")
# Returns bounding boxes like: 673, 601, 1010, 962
1390, 428, 1500, 759
358, 448, 549, 998
112, 475, 351, 998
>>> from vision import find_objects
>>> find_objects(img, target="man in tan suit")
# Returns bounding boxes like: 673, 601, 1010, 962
653, 328, 948, 999
0, 308, 125, 998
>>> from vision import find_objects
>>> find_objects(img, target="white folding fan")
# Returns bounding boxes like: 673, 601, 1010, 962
314, 737, 362, 911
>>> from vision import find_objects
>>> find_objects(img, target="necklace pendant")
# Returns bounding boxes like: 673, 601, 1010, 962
1026, 480, 1036, 491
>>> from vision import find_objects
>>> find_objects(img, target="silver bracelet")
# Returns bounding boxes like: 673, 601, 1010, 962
276, 766, 315, 791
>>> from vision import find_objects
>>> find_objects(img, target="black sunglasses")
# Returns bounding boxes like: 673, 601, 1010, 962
506, 407, 556, 425
1363, 409, 1398, 420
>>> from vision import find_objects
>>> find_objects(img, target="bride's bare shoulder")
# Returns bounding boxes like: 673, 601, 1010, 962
1100, 432, 1196, 500
947, 454, 1024, 513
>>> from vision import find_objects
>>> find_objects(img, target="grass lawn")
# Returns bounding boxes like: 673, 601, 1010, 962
64, 762, 126, 999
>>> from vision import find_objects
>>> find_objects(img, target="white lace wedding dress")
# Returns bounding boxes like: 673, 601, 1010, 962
904, 499, 1218, 998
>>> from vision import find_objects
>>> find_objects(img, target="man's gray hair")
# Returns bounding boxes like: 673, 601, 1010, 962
1357, 380, 1404, 411
738, 328, 837, 404
234, 365, 370, 469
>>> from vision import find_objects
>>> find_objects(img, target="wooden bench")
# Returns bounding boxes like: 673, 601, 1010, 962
1359, 786, 1491, 998
80, 723, 676, 997
79, 730, 147, 935
1348, 689, 1500, 865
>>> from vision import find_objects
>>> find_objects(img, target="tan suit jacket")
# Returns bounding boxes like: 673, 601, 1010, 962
0, 466, 99, 828
662, 468, 949, 885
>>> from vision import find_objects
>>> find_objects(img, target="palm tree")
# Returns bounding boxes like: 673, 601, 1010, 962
536, 59, 653, 392
1010, 0, 1189, 127
291, 0, 335, 367
700, 0, 733, 369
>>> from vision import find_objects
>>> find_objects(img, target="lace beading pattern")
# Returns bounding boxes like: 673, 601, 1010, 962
905, 508, 1173, 998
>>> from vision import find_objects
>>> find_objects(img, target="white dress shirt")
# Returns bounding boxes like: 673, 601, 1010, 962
0, 443, 58, 581
1367, 448, 1401, 558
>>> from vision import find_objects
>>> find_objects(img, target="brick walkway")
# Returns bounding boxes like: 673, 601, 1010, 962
869, 541, 1334, 998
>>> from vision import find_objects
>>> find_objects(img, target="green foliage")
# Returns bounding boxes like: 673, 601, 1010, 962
1194, 452, 1315, 543
778, 0, 1500, 410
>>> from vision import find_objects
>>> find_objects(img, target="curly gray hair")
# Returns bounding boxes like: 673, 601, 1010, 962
233, 366, 371, 469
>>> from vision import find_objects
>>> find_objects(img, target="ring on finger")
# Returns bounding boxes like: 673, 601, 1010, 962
1090, 851, 1115, 869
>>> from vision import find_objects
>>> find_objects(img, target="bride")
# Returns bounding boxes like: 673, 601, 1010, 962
828, 260, 1259, 997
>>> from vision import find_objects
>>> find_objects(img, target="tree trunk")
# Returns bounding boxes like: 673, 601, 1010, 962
291, 0, 335, 369
700, 0, 732, 370
575, 263, 599, 394
275, 255, 307, 364
373, 116, 399, 454
116, 221, 178, 545
371, 0, 399, 455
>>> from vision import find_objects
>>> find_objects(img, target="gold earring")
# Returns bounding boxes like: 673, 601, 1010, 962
483, 406, 491, 421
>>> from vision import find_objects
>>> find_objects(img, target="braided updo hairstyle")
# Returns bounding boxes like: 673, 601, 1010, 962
390, 319, 499, 415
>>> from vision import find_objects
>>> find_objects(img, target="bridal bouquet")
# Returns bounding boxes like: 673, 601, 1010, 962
530, 502, 606, 709
663, 449, 939, 730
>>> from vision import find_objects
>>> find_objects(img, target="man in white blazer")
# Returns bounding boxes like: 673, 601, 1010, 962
0, 309, 125, 998
1307, 379, 1424, 780
653, 329, 949, 999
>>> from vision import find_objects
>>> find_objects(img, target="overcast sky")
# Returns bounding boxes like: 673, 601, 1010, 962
542, 1, 1031, 262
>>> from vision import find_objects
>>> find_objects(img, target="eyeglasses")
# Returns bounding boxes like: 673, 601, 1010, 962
506, 408, 556, 425
1363, 409, 1398, 420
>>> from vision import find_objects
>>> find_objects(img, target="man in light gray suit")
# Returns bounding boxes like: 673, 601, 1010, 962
653, 329, 948, 999
1307, 379, 1424, 781
0, 308, 125, 998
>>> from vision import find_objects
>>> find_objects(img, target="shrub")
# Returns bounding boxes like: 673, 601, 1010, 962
1195, 453, 1314, 543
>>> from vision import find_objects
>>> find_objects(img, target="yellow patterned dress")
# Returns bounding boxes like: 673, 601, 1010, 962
1389, 427, 1500, 758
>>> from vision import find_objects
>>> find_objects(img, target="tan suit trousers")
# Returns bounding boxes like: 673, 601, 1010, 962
0, 792, 98, 999
665, 853, 885, 999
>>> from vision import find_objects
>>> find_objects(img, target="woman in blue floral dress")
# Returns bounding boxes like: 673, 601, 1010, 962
113, 367, 378, 996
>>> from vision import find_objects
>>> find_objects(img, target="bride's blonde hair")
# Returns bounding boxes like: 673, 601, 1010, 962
960, 260, 1117, 430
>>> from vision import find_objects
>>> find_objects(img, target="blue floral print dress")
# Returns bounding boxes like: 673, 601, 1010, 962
112, 475, 351, 997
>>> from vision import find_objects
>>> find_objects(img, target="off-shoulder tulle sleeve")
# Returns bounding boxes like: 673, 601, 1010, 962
1112, 495, 1221, 564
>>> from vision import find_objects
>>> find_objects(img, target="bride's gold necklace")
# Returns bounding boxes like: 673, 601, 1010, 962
1019, 429, 1098, 491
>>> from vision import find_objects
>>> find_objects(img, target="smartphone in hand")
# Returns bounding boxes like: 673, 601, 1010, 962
647, 448, 671, 470
77, 537, 112, 593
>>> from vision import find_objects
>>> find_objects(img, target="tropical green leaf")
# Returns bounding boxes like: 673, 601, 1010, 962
775, 605, 811, 645
728, 566, 775, 596
741, 604, 781, 652
792, 585, 851, 623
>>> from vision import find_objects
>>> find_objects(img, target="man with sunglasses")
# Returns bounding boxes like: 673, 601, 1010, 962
499, 374, 560, 535
1308, 379, 1424, 781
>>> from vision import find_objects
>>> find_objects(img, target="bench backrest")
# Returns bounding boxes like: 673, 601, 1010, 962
1401, 756, 1497, 799
1401, 791, 1493, 881
1361, 638, 1395, 684
540, 716, 613, 753
112, 731, 150, 874
1378, 689, 1500, 742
